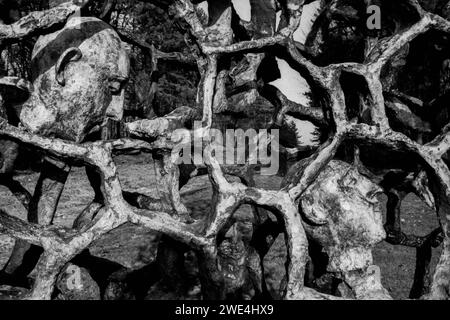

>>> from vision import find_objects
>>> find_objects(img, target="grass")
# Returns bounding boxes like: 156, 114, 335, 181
0, 154, 443, 299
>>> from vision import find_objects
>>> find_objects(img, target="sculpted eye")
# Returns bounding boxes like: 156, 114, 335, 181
366, 187, 383, 203
109, 81, 121, 94
108, 76, 128, 95
341, 174, 357, 187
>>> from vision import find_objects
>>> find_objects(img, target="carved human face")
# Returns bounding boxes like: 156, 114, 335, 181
19, 17, 130, 142
300, 160, 386, 273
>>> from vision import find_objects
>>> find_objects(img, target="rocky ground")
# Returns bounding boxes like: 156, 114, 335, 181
0, 153, 442, 300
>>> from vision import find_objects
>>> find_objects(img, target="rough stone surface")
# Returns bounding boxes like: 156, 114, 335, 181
299, 160, 391, 298
0, 0, 449, 301
19, 16, 130, 142
0, 76, 31, 175
56, 263, 100, 300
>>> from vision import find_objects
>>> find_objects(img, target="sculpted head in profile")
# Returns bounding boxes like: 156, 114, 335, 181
300, 161, 386, 273
19, 16, 130, 142
302, 160, 391, 299
285, 160, 391, 299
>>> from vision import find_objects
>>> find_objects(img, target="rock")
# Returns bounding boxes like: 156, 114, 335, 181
104, 280, 135, 301
56, 264, 100, 300
103, 268, 135, 301
0, 285, 28, 300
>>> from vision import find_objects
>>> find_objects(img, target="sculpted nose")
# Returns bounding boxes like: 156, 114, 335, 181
106, 89, 124, 121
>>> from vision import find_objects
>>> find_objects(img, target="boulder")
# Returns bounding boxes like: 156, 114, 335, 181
56, 263, 100, 300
